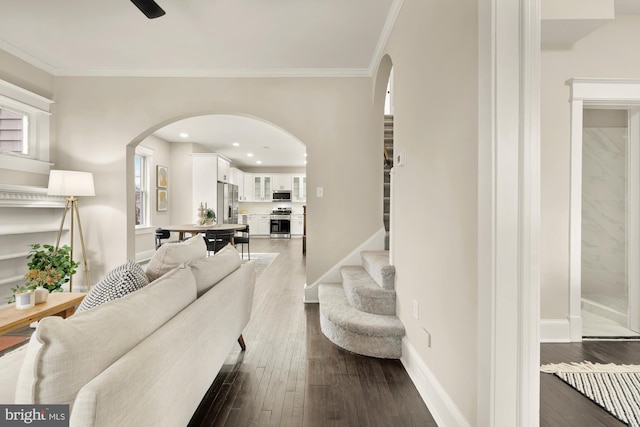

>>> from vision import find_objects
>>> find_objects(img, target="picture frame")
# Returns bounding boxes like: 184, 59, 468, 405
156, 165, 168, 188
157, 189, 168, 211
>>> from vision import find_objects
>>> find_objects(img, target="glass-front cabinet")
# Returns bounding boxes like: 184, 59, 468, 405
253, 175, 272, 201
292, 175, 306, 202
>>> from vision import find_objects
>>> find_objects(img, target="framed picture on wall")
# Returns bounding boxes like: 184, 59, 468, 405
156, 165, 168, 188
157, 189, 168, 211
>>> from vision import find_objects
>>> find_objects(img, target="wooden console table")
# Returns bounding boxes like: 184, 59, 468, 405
0, 292, 85, 336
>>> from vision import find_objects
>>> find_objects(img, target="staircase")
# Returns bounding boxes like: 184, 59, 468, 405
384, 115, 394, 250
318, 250, 404, 359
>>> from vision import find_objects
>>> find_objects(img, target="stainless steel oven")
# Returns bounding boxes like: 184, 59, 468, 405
270, 208, 291, 239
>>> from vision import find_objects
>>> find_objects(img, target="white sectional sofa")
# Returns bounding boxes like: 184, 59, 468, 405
0, 238, 256, 427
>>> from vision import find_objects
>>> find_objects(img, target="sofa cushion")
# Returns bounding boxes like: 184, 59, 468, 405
15, 265, 197, 408
146, 234, 206, 282
0, 346, 28, 404
189, 244, 242, 297
76, 260, 149, 312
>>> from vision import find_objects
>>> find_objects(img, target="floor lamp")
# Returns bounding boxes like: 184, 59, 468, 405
47, 170, 95, 292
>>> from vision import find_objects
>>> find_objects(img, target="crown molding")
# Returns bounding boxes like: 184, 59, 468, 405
0, 40, 57, 76
0, 184, 65, 208
368, 0, 405, 76
49, 67, 372, 78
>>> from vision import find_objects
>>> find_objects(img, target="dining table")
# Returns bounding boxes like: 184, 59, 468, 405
163, 223, 247, 241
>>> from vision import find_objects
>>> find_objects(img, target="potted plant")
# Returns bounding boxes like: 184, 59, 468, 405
205, 209, 216, 225
7, 244, 79, 304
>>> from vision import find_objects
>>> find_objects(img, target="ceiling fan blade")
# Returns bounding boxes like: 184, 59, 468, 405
130, 0, 166, 19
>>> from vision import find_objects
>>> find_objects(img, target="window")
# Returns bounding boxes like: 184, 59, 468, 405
0, 108, 28, 155
0, 79, 53, 174
134, 154, 147, 227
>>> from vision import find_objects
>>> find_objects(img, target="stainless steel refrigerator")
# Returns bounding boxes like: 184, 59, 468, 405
217, 182, 239, 224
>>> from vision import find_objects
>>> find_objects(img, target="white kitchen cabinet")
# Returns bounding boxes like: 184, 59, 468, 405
192, 154, 219, 223
292, 175, 306, 202
247, 214, 259, 234
230, 168, 245, 199
253, 175, 272, 201
272, 173, 292, 191
242, 173, 254, 201
291, 214, 304, 235
217, 157, 230, 183
251, 214, 271, 235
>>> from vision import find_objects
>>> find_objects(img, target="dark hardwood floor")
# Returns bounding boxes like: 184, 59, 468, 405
10, 237, 636, 425
540, 340, 640, 426
188, 238, 436, 427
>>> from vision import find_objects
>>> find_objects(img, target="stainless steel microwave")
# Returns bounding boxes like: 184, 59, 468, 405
272, 190, 292, 202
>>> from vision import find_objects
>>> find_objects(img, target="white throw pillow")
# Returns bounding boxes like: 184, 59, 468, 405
146, 234, 206, 281
15, 265, 197, 408
189, 244, 242, 297
77, 260, 148, 312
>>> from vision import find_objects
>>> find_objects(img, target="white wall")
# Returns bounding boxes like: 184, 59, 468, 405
382, 0, 478, 422
43, 76, 379, 287
541, 15, 640, 319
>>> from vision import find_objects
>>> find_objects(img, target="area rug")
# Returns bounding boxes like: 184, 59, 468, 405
242, 253, 278, 278
541, 361, 640, 426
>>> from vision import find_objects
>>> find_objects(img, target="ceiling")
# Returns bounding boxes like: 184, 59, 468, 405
153, 115, 307, 168
5, 1, 635, 168
0, 0, 396, 77
0, 0, 398, 169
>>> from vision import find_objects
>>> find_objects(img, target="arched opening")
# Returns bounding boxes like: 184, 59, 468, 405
374, 55, 394, 252
125, 114, 307, 262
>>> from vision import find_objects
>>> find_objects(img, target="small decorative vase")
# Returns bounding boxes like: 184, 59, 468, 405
15, 290, 35, 310
205, 219, 214, 225
34, 288, 49, 304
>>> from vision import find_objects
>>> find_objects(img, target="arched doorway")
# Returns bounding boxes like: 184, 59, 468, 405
374, 55, 394, 253
126, 114, 307, 262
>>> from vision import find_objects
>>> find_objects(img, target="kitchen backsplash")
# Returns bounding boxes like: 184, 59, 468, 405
239, 201, 305, 215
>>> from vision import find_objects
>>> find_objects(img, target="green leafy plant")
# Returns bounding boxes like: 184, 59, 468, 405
205, 209, 216, 221
25, 244, 79, 292
8, 244, 79, 304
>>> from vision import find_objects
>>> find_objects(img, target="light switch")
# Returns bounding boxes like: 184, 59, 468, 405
316, 187, 323, 197
396, 150, 407, 167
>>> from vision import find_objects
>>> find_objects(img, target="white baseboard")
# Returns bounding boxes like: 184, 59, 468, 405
400, 337, 470, 427
540, 318, 571, 343
303, 227, 386, 303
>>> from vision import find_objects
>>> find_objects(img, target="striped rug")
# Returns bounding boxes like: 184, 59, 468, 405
541, 362, 640, 426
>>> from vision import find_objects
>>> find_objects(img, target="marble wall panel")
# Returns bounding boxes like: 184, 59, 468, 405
582, 127, 627, 295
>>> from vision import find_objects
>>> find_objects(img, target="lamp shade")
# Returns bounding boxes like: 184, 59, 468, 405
47, 170, 95, 197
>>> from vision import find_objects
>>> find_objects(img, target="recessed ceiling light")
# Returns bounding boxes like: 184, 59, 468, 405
304, 153, 308, 157
179, 132, 189, 138
232, 142, 240, 147
247, 153, 254, 157
256, 160, 262, 164
305, 160, 308, 164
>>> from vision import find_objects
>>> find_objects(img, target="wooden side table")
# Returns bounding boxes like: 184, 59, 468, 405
0, 292, 86, 336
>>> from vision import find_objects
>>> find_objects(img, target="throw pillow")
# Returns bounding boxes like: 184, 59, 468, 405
189, 244, 242, 297
146, 234, 206, 282
76, 260, 148, 312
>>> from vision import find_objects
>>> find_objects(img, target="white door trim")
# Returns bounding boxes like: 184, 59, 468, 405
567, 79, 640, 341
628, 108, 640, 333
477, 0, 540, 425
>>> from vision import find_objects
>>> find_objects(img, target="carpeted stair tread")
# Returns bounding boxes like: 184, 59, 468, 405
340, 266, 396, 315
361, 251, 395, 290
318, 283, 404, 359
